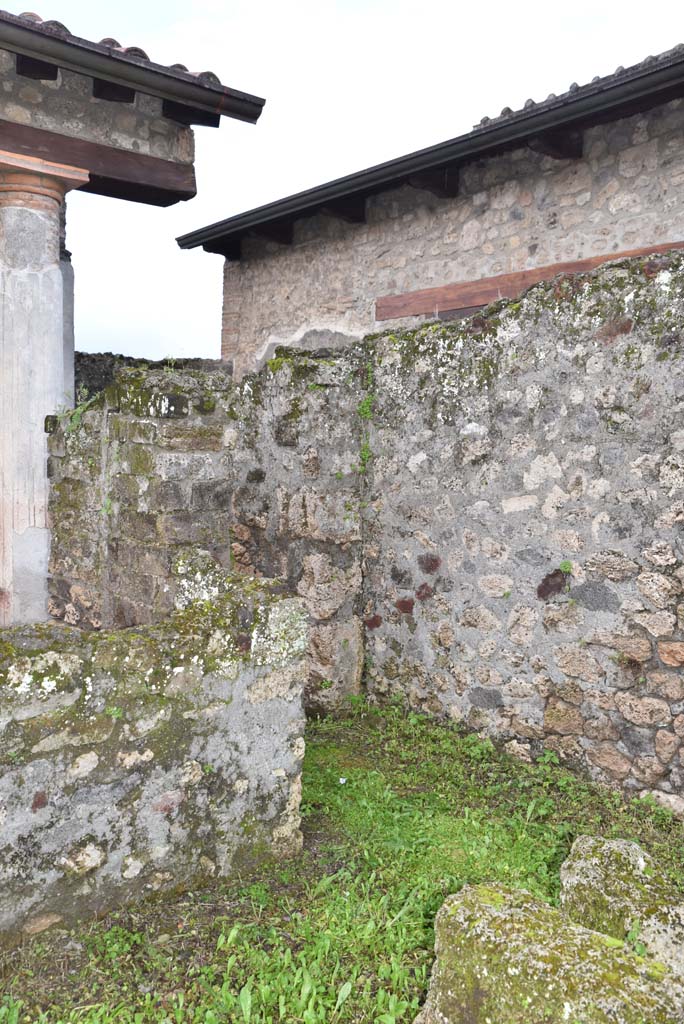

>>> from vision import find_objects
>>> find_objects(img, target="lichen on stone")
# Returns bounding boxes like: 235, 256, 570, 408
416, 883, 684, 1024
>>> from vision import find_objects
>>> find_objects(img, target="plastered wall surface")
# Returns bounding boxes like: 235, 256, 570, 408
0, 565, 307, 944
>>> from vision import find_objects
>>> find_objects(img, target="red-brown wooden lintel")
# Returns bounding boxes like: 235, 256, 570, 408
375, 241, 684, 321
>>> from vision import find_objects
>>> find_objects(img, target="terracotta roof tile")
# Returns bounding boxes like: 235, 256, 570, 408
472, 42, 684, 129
14, 10, 222, 83
0, 9, 265, 123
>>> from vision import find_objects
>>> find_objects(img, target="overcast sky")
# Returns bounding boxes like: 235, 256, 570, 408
19, 0, 683, 359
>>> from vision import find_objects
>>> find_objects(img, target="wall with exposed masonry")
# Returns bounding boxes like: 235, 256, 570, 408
0, 46, 193, 164
46, 251, 684, 811
0, 564, 307, 944
221, 99, 684, 377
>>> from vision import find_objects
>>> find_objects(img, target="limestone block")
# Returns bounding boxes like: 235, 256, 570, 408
587, 742, 633, 780
305, 617, 364, 713
615, 692, 671, 727
659, 642, 684, 667
415, 884, 684, 1024
560, 836, 684, 976
544, 697, 584, 735
584, 550, 639, 580
637, 573, 682, 610
281, 487, 361, 543
296, 553, 362, 621
553, 643, 604, 682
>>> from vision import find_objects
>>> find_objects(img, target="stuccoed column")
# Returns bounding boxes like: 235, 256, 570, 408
0, 152, 88, 625
60, 202, 75, 407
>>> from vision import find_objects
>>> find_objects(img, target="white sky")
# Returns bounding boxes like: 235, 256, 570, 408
14, 0, 684, 359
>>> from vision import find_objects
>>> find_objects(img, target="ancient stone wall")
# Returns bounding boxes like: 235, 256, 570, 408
222, 99, 684, 376
0, 569, 307, 944
0, 47, 194, 164
47, 251, 684, 804
47, 358, 366, 711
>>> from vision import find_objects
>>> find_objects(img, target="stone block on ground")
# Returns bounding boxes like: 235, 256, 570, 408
414, 884, 684, 1024
560, 835, 684, 976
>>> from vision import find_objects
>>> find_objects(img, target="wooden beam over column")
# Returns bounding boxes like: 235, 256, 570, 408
0, 118, 196, 206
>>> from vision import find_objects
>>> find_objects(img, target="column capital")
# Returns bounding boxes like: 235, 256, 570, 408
0, 150, 89, 209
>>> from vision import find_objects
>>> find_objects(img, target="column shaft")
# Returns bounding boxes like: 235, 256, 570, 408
0, 159, 88, 624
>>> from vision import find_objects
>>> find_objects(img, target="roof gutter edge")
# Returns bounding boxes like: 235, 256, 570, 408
0, 20, 265, 124
177, 55, 684, 248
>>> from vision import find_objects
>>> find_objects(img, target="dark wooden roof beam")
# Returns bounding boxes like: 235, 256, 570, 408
162, 99, 220, 128
319, 194, 367, 223
0, 117, 196, 206
15, 53, 58, 80
251, 221, 293, 246
92, 78, 136, 103
406, 165, 460, 198
204, 238, 242, 260
528, 128, 583, 160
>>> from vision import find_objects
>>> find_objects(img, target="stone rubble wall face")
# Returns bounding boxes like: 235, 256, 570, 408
222, 99, 684, 376
0, 586, 307, 944
47, 360, 366, 711
48, 251, 684, 800
0, 46, 194, 164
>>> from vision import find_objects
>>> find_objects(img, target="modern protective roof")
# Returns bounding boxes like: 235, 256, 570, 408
0, 9, 265, 126
178, 42, 684, 259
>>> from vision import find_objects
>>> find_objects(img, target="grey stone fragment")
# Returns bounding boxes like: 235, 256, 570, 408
468, 686, 503, 708
0, 569, 308, 946
570, 580, 621, 612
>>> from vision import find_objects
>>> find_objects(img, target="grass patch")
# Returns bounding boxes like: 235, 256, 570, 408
2, 702, 682, 1022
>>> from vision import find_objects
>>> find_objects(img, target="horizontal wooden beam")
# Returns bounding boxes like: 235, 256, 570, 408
15, 53, 58, 80
375, 240, 684, 321
162, 99, 221, 128
0, 118, 196, 207
92, 78, 135, 103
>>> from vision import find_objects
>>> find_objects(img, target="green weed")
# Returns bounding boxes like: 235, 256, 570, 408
2, 706, 682, 1022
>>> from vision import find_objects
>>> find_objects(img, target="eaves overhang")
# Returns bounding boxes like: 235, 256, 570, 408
0, 9, 265, 125
177, 43, 684, 258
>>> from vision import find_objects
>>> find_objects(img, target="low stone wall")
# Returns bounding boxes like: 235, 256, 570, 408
47, 357, 365, 712
47, 251, 684, 804
222, 98, 684, 376
0, 572, 307, 944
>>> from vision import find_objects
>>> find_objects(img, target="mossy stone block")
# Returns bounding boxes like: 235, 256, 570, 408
560, 835, 684, 976
416, 884, 684, 1024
